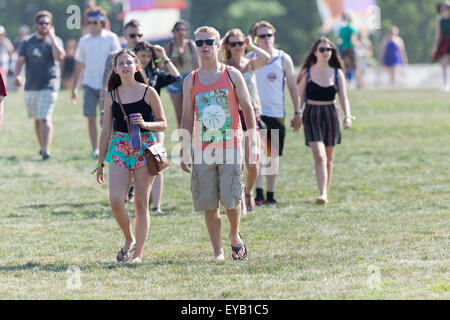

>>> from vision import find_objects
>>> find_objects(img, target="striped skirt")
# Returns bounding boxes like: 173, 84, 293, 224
302, 104, 341, 147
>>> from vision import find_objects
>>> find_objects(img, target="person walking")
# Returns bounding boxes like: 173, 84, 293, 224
220, 28, 270, 213
61, 39, 77, 90
0, 26, 14, 77
166, 20, 199, 127
248, 21, 301, 206
14, 10, 65, 160
355, 30, 373, 89
179, 26, 258, 261
296, 37, 354, 205
338, 13, 359, 85
71, 6, 122, 158
95, 49, 167, 263
432, 1, 450, 91
135, 41, 180, 213
0, 67, 6, 131
379, 26, 408, 86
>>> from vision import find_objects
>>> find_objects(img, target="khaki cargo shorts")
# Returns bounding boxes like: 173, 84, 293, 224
190, 148, 244, 212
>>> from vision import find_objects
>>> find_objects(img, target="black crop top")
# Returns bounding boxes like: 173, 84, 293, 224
110, 86, 154, 132
305, 67, 339, 102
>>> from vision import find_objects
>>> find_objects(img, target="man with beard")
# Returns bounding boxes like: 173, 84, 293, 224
14, 10, 65, 160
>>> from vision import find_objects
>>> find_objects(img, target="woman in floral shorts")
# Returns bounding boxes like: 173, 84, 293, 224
96, 49, 167, 263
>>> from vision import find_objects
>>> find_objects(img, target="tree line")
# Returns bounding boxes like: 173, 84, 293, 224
0, 0, 443, 65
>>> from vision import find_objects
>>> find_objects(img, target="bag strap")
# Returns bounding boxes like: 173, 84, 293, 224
226, 66, 235, 89
115, 89, 131, 135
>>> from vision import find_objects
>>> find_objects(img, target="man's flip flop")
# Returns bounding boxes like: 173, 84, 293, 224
231, 234, 247, 260
116, 243, 136, 262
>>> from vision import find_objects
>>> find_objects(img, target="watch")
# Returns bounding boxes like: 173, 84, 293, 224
294, 110, 302, 115
164, 58, 171, 64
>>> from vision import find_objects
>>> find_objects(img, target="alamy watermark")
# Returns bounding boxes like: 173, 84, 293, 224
66, 5, 81, 30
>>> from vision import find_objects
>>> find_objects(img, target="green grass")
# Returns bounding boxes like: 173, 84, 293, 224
0, 88, 449, 300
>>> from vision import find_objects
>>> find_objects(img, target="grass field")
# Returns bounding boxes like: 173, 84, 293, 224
0, 88, 449, 300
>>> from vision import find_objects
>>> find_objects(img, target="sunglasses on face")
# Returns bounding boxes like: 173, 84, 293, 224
129, 33, 143, 39
318, 47, 333, 53
87, 20, 99, 25
38, 21, 50, 26
257, 33, 273, 39
229, 41, 244, 47
175, 28, 187, 32
195, 39, 217, 47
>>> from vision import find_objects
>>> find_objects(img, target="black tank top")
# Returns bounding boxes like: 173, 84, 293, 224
305, 67, 339, 102
110, 86, 153, 132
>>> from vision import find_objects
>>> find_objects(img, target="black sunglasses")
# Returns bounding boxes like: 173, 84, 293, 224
129, 33, 143, 39
229, 41, 244, 47
318, 47, 333, 53
87, 20, 99, 25
175, 28, 187, 32
257, 33, 273, 39
195, 39, 217, 47
38, 21, 50, 26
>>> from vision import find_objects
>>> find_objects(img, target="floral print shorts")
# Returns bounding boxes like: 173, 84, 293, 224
106, 131, 156, 171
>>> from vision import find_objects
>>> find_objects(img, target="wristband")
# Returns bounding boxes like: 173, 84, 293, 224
100, 109, 104, 115
295, 110, 302, 115
344, 115, 356, 120
155, 55, 167, 63
248, 43, 253, 51
91, 163, 105, 175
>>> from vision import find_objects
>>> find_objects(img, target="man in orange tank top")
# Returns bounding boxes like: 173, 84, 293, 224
179, 26, 258, 261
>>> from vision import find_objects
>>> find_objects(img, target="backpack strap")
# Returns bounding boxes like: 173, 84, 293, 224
225, 66, 235, 90
168, 42, 174, 58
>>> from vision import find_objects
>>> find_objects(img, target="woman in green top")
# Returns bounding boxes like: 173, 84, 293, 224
165, 20, 200, 126
338, 13, 359, 83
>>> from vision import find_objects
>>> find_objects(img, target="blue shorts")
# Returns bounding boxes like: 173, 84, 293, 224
166, 72, 190, 94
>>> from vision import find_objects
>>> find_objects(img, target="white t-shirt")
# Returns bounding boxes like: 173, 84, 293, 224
247, 50, 285, 118
75, 29, 122, 90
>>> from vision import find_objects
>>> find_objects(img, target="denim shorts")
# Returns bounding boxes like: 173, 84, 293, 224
166, 72, 190, 94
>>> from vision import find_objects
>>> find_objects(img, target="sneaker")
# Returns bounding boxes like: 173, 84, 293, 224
41, 151, 51, 160
266, 198, 278, 205
91, 150, 99, 159
127, 184, 135, 203
152, 207, 163, 214
255, 197, 267, 206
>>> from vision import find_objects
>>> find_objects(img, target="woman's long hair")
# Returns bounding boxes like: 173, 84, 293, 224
219, 28, 245, 62
297, 37, 344, 83
107, 49, 148, 92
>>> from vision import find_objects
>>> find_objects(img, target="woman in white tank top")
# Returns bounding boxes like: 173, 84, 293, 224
220, 28, 270, 214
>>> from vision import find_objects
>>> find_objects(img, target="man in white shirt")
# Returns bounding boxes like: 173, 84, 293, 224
70, 6, 121, 158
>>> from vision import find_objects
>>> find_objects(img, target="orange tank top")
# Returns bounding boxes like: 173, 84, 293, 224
191, 64, 243, 150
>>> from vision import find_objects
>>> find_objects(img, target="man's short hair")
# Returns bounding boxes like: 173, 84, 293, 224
251, 21, 276, 38
124, 19, 141, 32
35, 10, 52, 23
194, 26, 220, 41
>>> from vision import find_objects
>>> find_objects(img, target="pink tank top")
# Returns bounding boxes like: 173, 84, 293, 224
191, 64, 242, 150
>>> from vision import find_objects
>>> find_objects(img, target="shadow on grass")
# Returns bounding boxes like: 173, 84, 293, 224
0, 258, 201, 273
19, 201, 111, 219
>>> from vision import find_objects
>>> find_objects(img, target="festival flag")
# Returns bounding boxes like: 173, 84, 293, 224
122, 0, 187, 42
316, 0, 379, 34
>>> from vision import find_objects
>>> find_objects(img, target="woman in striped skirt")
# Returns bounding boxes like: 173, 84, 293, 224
295, 37, 354, 204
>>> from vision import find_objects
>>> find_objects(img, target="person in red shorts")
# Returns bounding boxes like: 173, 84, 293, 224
0, 66, 7, 131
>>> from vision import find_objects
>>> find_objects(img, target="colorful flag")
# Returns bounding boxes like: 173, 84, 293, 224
124, 0, 186, 12
316, 0, 379, 33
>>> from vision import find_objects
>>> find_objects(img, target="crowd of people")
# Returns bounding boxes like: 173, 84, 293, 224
1, 2, 448, 263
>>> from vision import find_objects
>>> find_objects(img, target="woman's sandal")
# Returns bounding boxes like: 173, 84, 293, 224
231, 233, 248, 261
116, 243, 136, 262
